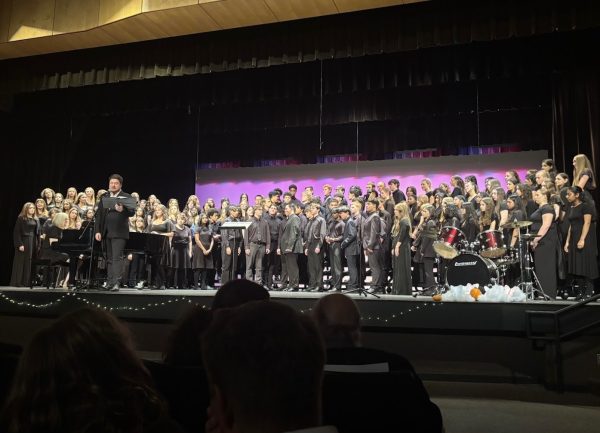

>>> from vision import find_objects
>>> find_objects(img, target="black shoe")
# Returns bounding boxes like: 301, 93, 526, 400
289, 287, 299, 292
110, 284, 120, 292
328, 287, 341, 292
310, 287, 324, 292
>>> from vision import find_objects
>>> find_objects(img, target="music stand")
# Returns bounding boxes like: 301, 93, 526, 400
221, 221, 252, 283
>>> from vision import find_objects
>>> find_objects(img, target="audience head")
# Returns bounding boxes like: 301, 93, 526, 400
313, 293, 361, 349
1, 307, 165, 433
203, 301, 325, 433
212, 279, 270, 311
164, 305, 213, 367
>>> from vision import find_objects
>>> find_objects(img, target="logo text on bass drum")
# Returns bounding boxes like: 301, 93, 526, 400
454, 261, 478, 267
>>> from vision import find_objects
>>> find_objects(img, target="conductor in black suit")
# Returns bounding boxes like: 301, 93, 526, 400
94, 174, 135, 291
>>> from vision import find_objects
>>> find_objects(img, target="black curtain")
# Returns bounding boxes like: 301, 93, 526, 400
2, 9, 600, 284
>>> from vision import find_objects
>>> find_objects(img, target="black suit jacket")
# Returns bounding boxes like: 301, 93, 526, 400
95, 191, 135, 239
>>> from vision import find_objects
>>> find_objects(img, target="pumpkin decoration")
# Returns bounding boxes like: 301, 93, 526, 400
432, 293, 443, 302
470, 286, 482, 301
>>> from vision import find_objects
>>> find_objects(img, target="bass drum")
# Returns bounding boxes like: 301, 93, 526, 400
446, 253, 498, 286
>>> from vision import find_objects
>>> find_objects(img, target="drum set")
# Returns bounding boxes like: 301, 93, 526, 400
432, 221, 547, 299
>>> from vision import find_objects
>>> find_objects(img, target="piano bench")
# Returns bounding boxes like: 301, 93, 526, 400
30, 260, 63, 289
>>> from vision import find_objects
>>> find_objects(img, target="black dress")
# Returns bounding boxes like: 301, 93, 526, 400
566, 203, 598, 279
10, 217, 38, 286
579, 168, 597, 219
530, 204, 559, 297
171, 226, 192, 269
149, 220, 173, 266
392, 219, 412, 295
192, 226, 214, 269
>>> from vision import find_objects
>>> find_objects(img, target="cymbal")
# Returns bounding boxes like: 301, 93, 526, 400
503, 220, 533, 229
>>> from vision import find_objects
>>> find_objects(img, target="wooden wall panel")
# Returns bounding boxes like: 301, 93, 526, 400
99, 0, 142, 25
201, 0, 277, 29
9, 0, 55, 41
53, 0, 100, 34
264, 0, 338, 21
0, 0, 13, 43
142, 0, 197, 12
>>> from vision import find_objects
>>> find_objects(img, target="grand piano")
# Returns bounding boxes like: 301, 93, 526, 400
52, 224, 170, 287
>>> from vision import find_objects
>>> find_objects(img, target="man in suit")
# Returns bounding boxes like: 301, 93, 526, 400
304, 203, 326, 292
339, 206, 359, 290
278, 203, 302, 291
95, 174, 135, 291
362, 199, 384, 294
325, 208, 345, 292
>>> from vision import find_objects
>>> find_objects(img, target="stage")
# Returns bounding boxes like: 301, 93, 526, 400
0, 285, 596, 333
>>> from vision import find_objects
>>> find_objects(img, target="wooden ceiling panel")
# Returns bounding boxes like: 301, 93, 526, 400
0, 0, 429, 59
201, 0, 277, 29
143, 5, 221, 36
264, 0, 338, 21
142, 0, 198, 13
9, 0, 55, 41
333, 0, 405, 14
0, 0, 13, 43
53, 0, 100, 34
99, 0, 142, 25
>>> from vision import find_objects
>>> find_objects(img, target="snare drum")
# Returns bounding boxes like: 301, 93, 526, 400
433, 226, 466, 259
446, 253, 498, 286
477, 230, 506, 259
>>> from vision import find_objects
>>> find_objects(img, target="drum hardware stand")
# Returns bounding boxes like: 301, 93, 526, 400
517, 231, 550, 301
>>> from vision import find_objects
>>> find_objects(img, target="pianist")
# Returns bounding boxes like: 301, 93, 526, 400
39, 212, 78, 288
94, 174, 135, 292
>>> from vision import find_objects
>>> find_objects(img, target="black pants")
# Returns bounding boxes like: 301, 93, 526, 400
105, 237, 126, 286
128, 253, 146, 286
307, 248, 324, 289
265, 241, 280, 287
281, 253, 299, 288
367, 249, 384, 291
221, 244, 241, 285
345, 254, 359, 289
329, 243, 343, 289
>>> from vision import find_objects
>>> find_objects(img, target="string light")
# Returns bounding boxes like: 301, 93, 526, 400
0, 292, 210, 312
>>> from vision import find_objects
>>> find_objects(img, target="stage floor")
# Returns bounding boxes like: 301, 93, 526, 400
1, 286, 597, 334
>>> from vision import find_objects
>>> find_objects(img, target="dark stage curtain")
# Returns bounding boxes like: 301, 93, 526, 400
1, 0, 600, 94
2, 6, 600, 284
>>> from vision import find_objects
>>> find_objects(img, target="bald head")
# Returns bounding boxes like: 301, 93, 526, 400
312, 293, 361, 348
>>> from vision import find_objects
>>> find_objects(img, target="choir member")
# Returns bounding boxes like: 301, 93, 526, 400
363, 199, 385, 293
278, 203, 302, 291
171, 214, 193, 289
450, 175, 465, 197
148, 205, 173, 289
516, 183, 537, 218
66, 208, 82, 230
41, 188, 56, 210
221, 206, 243, 285
461, 202, 479, 244
391, 203, 412, 295
34, 198, 49, 225
412, 204, 437, 290
530, 188, 560, 298
564, 186, 598, 299
243, 206, 270, 286
10, 203, 38, 287
541, 159, 557, 181
492, 187, 509, 227
572, 153, 597, 217
54, 193, 64, 212
479, 197, 499, 232
339, 206, 359, 290
325, 207, 345, 292
84, 187, 96, 207
192, 213, 214, 290
305, 203, 326, 292
65, 187, 77, 203
127, 217, 148, 289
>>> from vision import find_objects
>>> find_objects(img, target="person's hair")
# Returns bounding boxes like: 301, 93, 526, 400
67, 208, 81, 229
465, 180, 478, 195
40, 187, 55, 200
542, 158, 556, 174
207, 208, 219, 219
312, 293, 361, 348
464, 175, 478, 185
18, 202, 35, 219
462, 202, 478, 224
349, 186, 362, 197
288, 184, 297, 191
388, 179, 399, 187
525, 173, 536, 185
486, 178, 501, 192
367, 199, 379, 208
516, 183, 533, 203
566, 185, 584, 201
535, 188, 551, 203
421, 178, 432, 187
420, 204, 434, 217
75, 192, 87, 205
0, 307, 165, 433
556, 172, 570, 187
52, 212, 68, 228
212, 280, 270, 311
202, 301, 324, 431
406, 185, 417, 196
164, 306, 213, 367
492, 187, 506, 215
505, 170, 521, 184
392, 202, 411, 237
507, 194, 526, 217
573, 153, 596, 189
451, 175, 465, 192
479, 197, 495, 228
443, 203, 461, 222
152, 205, 168, 223
108, 173, 123, 184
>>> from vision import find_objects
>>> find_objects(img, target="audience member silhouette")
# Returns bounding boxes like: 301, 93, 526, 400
0, 307, 182, 433
202, 300, 336, 433
312, 293, 443, 433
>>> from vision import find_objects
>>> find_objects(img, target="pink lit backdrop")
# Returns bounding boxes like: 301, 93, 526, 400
195, 151, 547, 205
